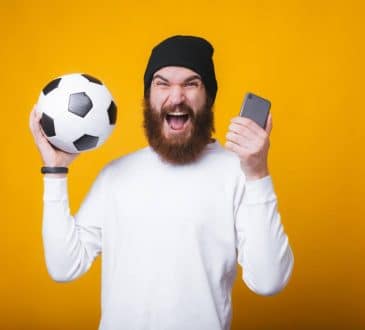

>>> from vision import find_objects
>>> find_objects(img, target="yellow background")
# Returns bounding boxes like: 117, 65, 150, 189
1, 0, 364, 329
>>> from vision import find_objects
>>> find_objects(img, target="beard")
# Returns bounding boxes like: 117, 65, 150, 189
143, 96, 215, 165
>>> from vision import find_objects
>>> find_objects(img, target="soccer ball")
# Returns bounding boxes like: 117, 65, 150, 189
36, 73, 117, 153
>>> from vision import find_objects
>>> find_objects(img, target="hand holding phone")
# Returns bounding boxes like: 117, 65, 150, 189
239, 92, 271, 129
226, 92, 272, 180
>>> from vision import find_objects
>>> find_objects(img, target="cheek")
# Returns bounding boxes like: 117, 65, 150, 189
150, 88, 168, 110
188, 91, 206, 111
197, 96, 207, 109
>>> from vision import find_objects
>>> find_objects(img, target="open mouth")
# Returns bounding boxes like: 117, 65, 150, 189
165, 112, 190, 131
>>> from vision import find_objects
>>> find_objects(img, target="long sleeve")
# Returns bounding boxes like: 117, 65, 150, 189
42, 169, 108, 282
234, 175, 294, 296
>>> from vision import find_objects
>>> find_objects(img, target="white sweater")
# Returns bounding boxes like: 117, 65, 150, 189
42, 140, 294, 330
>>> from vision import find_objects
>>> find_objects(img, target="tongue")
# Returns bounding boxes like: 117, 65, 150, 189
170, 116, 185, 130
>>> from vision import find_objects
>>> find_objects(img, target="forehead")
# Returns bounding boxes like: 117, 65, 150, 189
153, 66, 201, 82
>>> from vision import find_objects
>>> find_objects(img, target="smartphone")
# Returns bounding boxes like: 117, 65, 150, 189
239, 92, 271, 129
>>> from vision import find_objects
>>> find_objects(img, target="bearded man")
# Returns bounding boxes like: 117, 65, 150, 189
30, 35, 294, 330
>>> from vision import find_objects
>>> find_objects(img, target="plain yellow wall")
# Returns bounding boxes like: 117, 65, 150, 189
1, 0, 364, 329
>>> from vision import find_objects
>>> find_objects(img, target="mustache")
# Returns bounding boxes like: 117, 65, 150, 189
160, 103, 195, 120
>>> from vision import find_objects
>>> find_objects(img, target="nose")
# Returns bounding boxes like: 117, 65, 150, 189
168, 85, 185, 106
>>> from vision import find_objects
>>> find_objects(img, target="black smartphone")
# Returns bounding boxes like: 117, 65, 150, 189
239, 92, 271, 129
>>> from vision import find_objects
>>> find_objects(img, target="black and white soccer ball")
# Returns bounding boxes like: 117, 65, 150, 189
36, 73, 117, 153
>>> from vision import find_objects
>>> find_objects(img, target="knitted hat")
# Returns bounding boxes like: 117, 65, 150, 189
143, 35, 218, 101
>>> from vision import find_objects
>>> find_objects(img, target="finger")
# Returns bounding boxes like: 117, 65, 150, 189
226, 131, 253, 149
231, 116, 259, 134
30, 107, 47, 143
230, 116, 266, 138
225, 140, 248, 156
29, 105, 39, 135
29, 105, 35, 126
265, 112, 272, 135
228, 122, 266, 142
228, 123, 247, 135
30, 108, 41, 136
225, 140, 240, 153
228, 122, 259, 138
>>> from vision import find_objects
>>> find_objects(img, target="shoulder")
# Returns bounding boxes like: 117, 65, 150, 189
205, 140, 242, 171
98, 146, 153, 179
196, 140, 246, 185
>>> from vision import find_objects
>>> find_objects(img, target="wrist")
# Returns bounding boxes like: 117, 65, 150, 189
41, 166, 68, 176
245, 172, 269, 181
43, 161, 70, 167
243, 167, 269, 182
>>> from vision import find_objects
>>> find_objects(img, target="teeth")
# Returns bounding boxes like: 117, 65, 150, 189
167, 112, 187, 116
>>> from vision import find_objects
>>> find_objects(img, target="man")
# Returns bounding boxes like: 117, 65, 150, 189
30, 35, 294, 330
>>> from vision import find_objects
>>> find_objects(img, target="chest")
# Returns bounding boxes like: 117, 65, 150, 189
108, 169, 237, 249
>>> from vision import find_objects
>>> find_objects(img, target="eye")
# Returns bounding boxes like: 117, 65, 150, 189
155, 80, 169, 87
184, 81, 200, 87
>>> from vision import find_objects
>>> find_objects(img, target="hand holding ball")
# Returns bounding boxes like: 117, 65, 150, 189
36, 73, 117, 153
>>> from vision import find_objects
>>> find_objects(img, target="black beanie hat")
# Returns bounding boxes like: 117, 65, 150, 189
144, 35, 218, 101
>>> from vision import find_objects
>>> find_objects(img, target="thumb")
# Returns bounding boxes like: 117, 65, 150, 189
265, 112, 272, 135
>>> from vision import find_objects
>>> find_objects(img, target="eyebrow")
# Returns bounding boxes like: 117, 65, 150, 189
152, 74, 169, 82
184, 75, 202, 82
152, 74, 202, 83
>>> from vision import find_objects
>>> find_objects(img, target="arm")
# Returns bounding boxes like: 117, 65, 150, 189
226, 113, 293, 294
29, 104, 105, 282
234, 175, 294, 295
42, 170, 107, 282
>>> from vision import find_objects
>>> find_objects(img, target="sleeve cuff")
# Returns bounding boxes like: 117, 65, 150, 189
43, 177, 68, 201
243, 175, 277, 204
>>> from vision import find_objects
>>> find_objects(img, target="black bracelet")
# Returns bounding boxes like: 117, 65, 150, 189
41, 166, 68, 174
